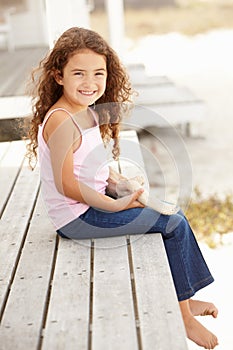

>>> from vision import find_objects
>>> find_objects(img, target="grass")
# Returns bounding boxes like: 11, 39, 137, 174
185, 188, 233, 248
90, 2, 233, 40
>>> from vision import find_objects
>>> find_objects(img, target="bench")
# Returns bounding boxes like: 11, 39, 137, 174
0, 130, 188, 349
0, 96, 32, 142
127, 63, 206, 136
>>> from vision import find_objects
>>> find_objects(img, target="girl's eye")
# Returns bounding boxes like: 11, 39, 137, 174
74, 72, 83, 76
95, 72, 105, 77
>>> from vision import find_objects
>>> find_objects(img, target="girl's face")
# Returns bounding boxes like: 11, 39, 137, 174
57, 49, 107, 108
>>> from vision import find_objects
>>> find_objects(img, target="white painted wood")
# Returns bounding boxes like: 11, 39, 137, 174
130, 233, 188, 349
0, 141, 26, 213
0, 47, 47, 96
127, 102, 206, 129
126, 63, 171, 84
7, 0, 48, 48
126, 64, 172, 86
135, 85, 202, 105
42, 238, 91, 350
0, 159, 40, 315
105, 0, 125, 56
118, 130, 145, 174
0, 141, 10, 161
0, 96, 31, 120
125, 63, 205, 134
131, 75, 172, 87
92, 236, 138, 350
45, 0, 90, 48
125, 63, 146, 81
152, 103, 206, 126
0, 193, 55, 350
0, 137, 188, 349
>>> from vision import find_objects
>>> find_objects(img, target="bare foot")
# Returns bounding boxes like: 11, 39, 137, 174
183, 314, 219, 349
180, 299, 218, 349
189, 299, 218, 318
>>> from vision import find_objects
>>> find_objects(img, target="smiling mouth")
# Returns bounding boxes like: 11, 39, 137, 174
79, 90, 96, 96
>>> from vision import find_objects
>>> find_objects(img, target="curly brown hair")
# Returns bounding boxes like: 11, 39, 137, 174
27, 27, 133, 168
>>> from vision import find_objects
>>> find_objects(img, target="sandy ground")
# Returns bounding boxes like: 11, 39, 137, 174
123, 29, 233, 349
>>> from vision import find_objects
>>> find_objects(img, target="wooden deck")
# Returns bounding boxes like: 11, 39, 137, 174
0, 131, 188, 350
0, 47, 48, 96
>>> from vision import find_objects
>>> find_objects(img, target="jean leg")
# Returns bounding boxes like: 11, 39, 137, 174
148, 212, 214, 301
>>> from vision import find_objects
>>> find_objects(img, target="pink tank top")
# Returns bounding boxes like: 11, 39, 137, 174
38, 108, 110, 229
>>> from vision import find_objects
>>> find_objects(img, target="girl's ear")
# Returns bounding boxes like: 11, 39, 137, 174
54, 70, 63, 85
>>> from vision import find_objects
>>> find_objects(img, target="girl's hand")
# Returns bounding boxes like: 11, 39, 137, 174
113, 188, 145, 211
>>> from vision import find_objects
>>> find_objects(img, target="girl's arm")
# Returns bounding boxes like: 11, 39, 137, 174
44, 110, 144, 212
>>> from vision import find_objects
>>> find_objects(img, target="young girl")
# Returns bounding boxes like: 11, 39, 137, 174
27, 27, 218, 349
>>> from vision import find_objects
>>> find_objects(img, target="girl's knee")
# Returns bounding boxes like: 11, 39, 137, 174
164, 213, 188, 237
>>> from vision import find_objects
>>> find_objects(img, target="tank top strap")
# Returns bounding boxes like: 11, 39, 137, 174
41, 108, 73, 128
41, 107, 98, 132
88, 107, 99, 125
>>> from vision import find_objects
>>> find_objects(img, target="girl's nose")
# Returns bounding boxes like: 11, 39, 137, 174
82, 75, 94, 87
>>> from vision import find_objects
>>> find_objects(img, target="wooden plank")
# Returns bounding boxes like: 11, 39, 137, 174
127, 102, 206, 129
0, 141, 26, 215
130, 233, 188, 350
126, 62, 145, 76
118, 130, 145, 176
0, 141, 10, 161
152, 103, 206, 126
92, 236, 139, 350
0, 159, 40, 316
0, 50, 30, 96
126, 63, 172, 86
114, 132, 188, 349
0, 96, 32, 120
0, 193, 55, 350
13, 47, 48, 96
0, 134, 189, 350
135, 85, 202, 105
0, 51, 18, 96
131, 75, 172, 87
0, 48, 48, 96
42, 238, 91, 350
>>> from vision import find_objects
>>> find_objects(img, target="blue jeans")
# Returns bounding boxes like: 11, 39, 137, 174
57, 206, 214, 301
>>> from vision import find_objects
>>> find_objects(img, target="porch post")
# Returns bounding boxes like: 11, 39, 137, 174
45, 0, 90, 48
105, 0, 125, 56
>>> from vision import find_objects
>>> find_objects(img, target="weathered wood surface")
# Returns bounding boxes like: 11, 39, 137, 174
127, 102, 205, 130
0, 47, 48, 97
126, 63, 172, 86
0, 48, 48, 141
0, 96, 32, 120
0, 132, 188, 350
127, 63, 205, 135
135, 85, 203, 105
